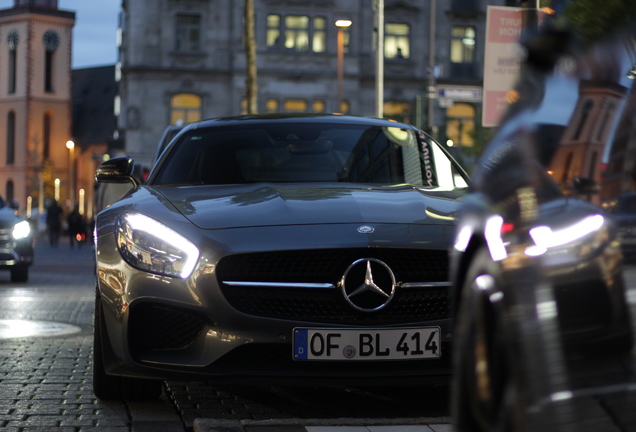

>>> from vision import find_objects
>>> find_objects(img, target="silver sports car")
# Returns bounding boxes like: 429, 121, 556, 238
93, 114, 469, 400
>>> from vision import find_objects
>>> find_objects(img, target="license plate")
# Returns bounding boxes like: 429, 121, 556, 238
293, 327, 440, 361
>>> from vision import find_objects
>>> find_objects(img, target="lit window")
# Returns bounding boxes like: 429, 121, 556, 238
385, 23, 410, 59
383, 102, 410, 123
266, 99, 279, 113
313, 17, 326, 52
175, 14, 201, 52
267, 14, 326, 53
267, 15, 281, 48
170, 94, 201, 125
450, 26, 475, 63
285, 16, 309, 51
339, 101, 350, 114
313, 100, 326, 113
284, 100, 308, 112
446, 103, 475, 147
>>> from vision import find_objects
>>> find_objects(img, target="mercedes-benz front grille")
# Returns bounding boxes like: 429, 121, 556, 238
216, 248, 450, 324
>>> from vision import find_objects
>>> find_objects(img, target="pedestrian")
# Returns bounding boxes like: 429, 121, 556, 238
46, 200, 63, 248
67, 205, 85, 249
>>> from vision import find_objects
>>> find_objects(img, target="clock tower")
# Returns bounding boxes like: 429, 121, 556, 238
0, 0, 75, 212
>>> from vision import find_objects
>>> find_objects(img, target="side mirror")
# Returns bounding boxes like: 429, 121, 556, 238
95, 156, 140, 187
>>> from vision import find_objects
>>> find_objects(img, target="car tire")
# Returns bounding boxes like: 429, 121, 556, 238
10, 266, 28, 282
93, 289, 163, 400
451, 247, 524, 432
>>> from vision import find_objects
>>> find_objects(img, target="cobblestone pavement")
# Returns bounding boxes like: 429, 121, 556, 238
0, 239, 452, 432
0, 239, 186, 432
3, 237, 636, 432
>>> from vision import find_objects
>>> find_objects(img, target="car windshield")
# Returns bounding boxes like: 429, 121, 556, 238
152, 123, 466, 188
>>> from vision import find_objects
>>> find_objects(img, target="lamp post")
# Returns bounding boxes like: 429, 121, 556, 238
374, 0, 384, 118
66, 140, 75, 205
54, 178, 60, 202
335, 19, 351, 113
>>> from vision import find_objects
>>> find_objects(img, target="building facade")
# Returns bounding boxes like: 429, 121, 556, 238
119, 0, 516, 169
0, 0, 75, 211
72, 65, 121, 219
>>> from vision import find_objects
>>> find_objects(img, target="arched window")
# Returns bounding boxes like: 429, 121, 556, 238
597, 103, 614, 142
43, 30, 59, 93
170, 93, 201, 125
573, 99, 594, 141
43, 112, 52, 160
562, 151, 574, 184
588, 151, 598, 179
7, 30, 18, 94
446, 103, 476, 147
6, 181, 14, 202
6, 112, 15, 165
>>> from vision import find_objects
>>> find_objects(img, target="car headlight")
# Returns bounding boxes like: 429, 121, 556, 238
526, 214, 605, 257
12, 221, 31, 240
116, 213, 199, 279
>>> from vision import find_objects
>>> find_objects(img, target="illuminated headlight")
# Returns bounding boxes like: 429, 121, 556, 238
527, 214, 605, 256
12, 221, 31, 240
116, 213, 199, 279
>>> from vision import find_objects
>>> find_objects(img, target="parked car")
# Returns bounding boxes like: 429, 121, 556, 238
450, 20, 636, 432
92, 114, 469, 400
0, 197, 34, 282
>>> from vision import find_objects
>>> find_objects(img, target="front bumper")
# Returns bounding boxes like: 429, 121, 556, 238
96, 225, 454, 383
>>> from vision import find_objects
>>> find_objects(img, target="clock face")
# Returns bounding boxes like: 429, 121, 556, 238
43, 30, 59, 51
7, 30, 18, 50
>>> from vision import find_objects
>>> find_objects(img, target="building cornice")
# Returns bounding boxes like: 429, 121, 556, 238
0, 6, 75, 21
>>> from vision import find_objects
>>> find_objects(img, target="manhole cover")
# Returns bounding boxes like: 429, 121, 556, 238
0, 320, 82, 338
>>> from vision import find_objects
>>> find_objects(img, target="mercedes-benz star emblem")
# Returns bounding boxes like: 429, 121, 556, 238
357, 225, 374, 234
340, 258, 396, 312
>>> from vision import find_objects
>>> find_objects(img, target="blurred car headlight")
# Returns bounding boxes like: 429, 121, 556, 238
527, 214, 605, 256
12, 221, 31, 240
116, 213, 199, 279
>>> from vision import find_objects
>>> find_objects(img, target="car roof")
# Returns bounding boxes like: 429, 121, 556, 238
184, 113, 416, 131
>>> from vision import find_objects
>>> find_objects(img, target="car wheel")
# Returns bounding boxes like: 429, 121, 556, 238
451, 247, 524, 432
10, 266, 28, 282
93, 289, 163, 400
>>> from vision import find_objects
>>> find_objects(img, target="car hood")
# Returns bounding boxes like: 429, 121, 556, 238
155, 183, 463, 230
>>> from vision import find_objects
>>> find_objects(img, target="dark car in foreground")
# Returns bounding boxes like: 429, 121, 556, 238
450, 20, 636, 432
92, 114, 469, 400
612, 192, 636, 258
0, 198, 33, 282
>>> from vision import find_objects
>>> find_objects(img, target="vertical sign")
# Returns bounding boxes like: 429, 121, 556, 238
482, 6, 523, 127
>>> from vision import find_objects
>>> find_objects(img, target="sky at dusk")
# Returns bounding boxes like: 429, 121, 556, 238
0, 0, 120, 69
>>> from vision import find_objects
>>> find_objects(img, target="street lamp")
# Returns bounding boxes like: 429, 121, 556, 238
335, 19, 352, 113
54, 178, 60, 202
66, 140, 75, 205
